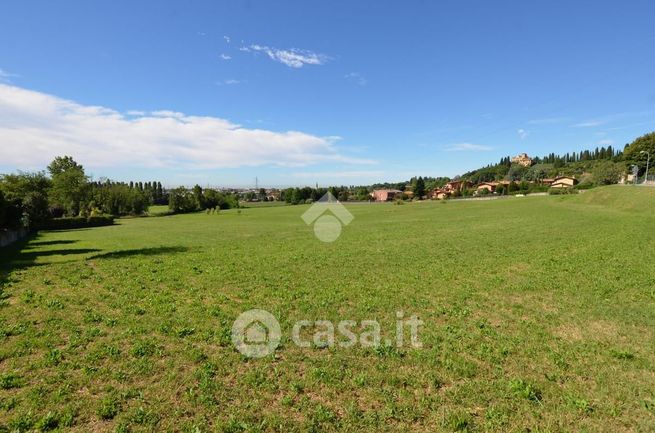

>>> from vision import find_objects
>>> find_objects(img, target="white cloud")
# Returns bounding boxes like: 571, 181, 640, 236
345, 72, 367, 86
444, 143, 493, 152
220, 54, 232, 60
598, 139, 615, 145
223, 35, 231, 44
0, 84, 375, 170
517, 128, 529, 140
241, 44, 329, 68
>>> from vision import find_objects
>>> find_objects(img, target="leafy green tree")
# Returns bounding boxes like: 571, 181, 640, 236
0, 171, 52, 226
338, 190, 349, 202
524, 164, 549, 182
592, 160, 623, 185
623, 132, 655, 175
22, 191, 50, 226
0, 190, 22, 229
47, 156, 83, 177
168, 187, 197, 213
0, 190, 10, 228
47, 156, 88, 216
192, 185, 205, 209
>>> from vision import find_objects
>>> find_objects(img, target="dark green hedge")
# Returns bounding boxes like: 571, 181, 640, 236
39, 215, 115, 230
548, 187, 579, 195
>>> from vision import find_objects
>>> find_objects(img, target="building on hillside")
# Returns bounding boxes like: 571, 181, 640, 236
511, 153, 533, 167
476, 182, 499, 193
550, 176, 578, 188
444, 180, 473, 193
541, 178, 555, 186
371, 189, 402, 201
404, 190, 414, 198
429, 188, 448, 200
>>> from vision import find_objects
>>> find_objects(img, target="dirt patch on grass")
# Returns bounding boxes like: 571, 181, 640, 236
553, 320, 620, 343
587, 320, 619, 340
552, 323, 584, 342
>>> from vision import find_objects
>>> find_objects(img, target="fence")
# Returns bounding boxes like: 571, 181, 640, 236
0, 228, 28, 248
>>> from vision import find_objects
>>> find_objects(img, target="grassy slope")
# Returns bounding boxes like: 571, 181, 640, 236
1, 186, 654, 432
572, 184, 655, 213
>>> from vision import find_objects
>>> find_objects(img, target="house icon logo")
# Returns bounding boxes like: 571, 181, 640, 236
231, 309, 281, 358
301, 192, 354, 242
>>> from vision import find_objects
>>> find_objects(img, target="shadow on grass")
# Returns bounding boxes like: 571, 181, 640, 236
28, 239, 78, 247
0, 234, 102, 273
1, 233, 188, 293
87, 246, 189, 260
14, 248, 102, 261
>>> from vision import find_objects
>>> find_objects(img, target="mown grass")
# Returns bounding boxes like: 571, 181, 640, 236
0, 186, 654, 432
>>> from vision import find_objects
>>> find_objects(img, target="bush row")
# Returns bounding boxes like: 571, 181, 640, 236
39, 215, 115, 230
548, 188, 579, 195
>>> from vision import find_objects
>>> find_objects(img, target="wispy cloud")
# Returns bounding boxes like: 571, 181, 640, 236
0, 68, 17, 83
223, 35, 231, 44
0, 83, 374, 170
598, 139, 614, 145
345, 72, 367, 86
216, 79, 242, 86
240, 44, 329, 68
572, 111, 655, 130
444, 143, 493, 152
527, 117, 569, 125
517, 128, 529, 140
604, 120, 655, 131
571, 120, 604, 128
292, 170, 383, 179
220, 54, 231, 60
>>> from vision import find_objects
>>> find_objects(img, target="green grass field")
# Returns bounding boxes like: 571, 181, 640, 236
1, 186, 654, 432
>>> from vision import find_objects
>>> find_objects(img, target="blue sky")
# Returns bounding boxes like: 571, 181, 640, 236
1, 0, 654, 187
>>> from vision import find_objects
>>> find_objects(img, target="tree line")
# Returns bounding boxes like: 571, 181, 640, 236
168, 185, 238, 213
0, 156, 163, 230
